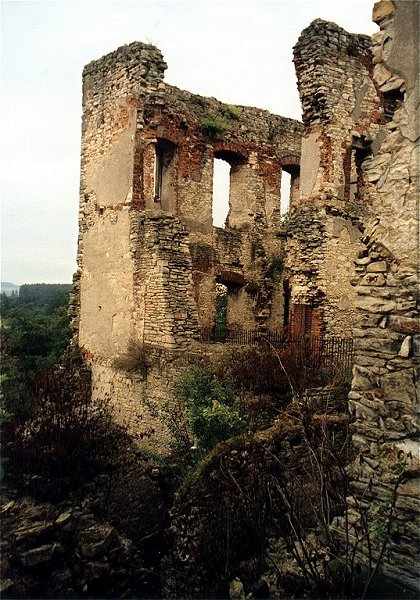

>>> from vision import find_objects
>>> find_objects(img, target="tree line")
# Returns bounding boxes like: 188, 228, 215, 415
0, 283, 72, 423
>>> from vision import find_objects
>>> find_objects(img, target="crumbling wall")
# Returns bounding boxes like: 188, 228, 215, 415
288, 19, 381, 338
140, 85, 302, 230
346, 0, 420, 590
77, 43, 167, 359
132, 213, 199, 350
138, 84, 302, 332
74, 41, 303, 438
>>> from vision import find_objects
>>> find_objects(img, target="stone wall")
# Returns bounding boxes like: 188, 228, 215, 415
132, 213, 199, 350
346, 0, 419, 590
91, 347, 200, 449
287, 19, 381, 338
138, 82, 302, 332
141, 83, 302, 230
77, 43, 167, 360
75, 41, 303, 440
76, 40, 303, 360
72, 3, 419, 589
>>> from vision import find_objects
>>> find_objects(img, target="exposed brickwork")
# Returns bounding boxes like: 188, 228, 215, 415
133, 213, 199, 350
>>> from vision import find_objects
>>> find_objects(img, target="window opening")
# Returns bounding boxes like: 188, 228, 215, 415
383, 89, 404, 122
212, 149, 246, 229
212, 158, 230, 228
347, 135, 373, 202
154, 139, 176, 209
281, 165, 300, 214
280, 171, 291, 215
215, 283, 228, 338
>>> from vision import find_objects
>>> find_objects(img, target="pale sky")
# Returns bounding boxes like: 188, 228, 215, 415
1, 0, 377, 284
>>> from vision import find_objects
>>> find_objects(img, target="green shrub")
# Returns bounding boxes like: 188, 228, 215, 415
223, 104, 241, 120
200, 116, 229, 139
175, 367, 245, 453
215, 287, 228, 334
0, 289, 71, 423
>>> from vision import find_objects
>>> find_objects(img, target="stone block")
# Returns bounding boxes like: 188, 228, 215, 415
360, 273, 386, 286
388, 315, 420, 334
78, 524, 118, 559
356, 296, 395, 313
372, 1, 395, 24
14, 522, 54, 544
367, 261, 387, 273
398, 336, 412, 357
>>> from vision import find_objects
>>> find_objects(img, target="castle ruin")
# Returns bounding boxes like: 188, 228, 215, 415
71, 0, 419, 590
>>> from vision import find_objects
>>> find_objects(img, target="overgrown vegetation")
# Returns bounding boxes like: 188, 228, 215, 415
265, 255, 284, 280
18, 283, 72, 305
3, 348, 131, 501
200, 115, 230, 139
0, 286, 408, 600
265, 419, 409, 600
223, 104, 241, 120
214, 283, 228, 334
176, 366, 246, 454
166, 393, 353, 598
113, 340, 150, 376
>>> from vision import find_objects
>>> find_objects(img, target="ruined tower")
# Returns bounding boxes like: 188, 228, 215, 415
73, 40, 302, 432
288, 19, 380, 338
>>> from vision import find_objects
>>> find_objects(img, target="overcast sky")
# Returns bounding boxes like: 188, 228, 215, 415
1, 0, 377, 284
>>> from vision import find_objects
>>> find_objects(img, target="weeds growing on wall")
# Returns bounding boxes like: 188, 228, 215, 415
265, 256, 284, 280
113, 340, 150, 376
137, 362, 246, 468
200, 115, 229, 139
223, 104, 241, 120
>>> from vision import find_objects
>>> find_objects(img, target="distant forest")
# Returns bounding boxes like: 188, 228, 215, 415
18, 283, 72, 305
1, 283, 72, 423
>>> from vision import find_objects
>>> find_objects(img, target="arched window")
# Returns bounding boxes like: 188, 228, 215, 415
212, 149, 247, 229
212, 158, 230, 228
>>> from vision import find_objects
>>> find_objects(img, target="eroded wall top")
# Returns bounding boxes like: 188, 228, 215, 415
293, 19, 372, 127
